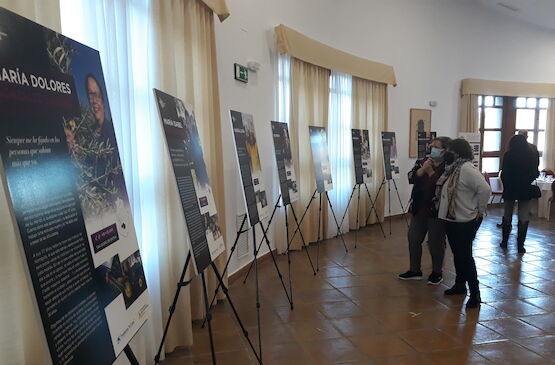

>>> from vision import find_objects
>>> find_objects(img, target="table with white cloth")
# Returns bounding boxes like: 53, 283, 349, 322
534, 178, 554, 219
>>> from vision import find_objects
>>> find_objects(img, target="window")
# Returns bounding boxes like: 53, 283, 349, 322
478, 95, 547, 173
276, 58, 354, 233
327, 71, 352, 211
515, 97, 547, 169
278, 54, 291, 124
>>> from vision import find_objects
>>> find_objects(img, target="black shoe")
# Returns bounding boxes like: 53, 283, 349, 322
517, 220, 529, 254
500, 217, 511, 249
398, 270, 423, 280
466, 293, 481, 309
444, 283, 467, 296
427, 272, 443, 286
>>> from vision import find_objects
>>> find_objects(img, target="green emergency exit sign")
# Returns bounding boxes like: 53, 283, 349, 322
234, 63, 248, 83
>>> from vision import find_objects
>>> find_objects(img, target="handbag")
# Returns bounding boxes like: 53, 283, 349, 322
530, 184, 542, 199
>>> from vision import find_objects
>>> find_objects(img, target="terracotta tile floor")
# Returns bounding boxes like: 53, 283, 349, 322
163, 206, 555, 364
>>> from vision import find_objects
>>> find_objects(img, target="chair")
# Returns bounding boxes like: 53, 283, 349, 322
489, 176, 504, 204
483, 173, 503, 204
483, 173, 503, 219
548, 181, 555, 221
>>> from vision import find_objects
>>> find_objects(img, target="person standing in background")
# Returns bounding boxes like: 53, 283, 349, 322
399, 137, 451, 285
500, 134, 540, 253
518, 129, 540, 159
437, 138, 491, 309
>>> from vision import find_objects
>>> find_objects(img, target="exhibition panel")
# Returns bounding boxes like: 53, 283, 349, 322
230, 110, 270, 227
351, 128, 373, 185
271, 121, 300, 206
0, 7, 149, 365
154, 89, 225, 274
309, 126, 334, 193
338, 129, 385, 246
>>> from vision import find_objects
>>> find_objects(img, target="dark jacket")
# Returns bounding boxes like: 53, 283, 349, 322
501, 146, 539, 201
408, 158, 445, 217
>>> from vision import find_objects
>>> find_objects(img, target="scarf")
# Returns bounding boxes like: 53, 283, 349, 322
434, 158, 471, 220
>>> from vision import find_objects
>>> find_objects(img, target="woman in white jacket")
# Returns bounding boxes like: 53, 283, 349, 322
436, 138, 491, 309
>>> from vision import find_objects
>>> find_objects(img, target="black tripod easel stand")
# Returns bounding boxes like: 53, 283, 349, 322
242, 195, 318, 285
203, 193, 297, 326
290, 189, 349, 271
286, 200, 317, 275
339, 183, 386, 246
361, 180, 386, 236
240, 204, 294, 310
202, 214, 248, 323
153, 252, 262, 365
374, 177, 409, 235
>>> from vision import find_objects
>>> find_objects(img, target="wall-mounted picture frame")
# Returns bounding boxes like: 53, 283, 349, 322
409, 108, 432, 158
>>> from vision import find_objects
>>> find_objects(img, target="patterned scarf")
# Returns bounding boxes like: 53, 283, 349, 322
434, 158, 471, 220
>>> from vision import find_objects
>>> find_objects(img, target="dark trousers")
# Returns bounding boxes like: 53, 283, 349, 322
408, 215, 446, 274
446, 219, 482, 293
503, 200, 531, 222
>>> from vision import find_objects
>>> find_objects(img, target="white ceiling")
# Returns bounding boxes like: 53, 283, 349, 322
474, 0, 555, 31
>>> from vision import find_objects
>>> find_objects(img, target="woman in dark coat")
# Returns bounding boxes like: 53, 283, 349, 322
500, 134, 540, 253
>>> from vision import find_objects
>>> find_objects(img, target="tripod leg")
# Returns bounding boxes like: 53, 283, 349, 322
339, 185, 357, 232
242, 237, 264, 284
201, 271, 217, 365
288, 189, 317, 245
202, 215, 247, 328
243, 196, 282, 283
253, 226, 262, 362
326, 192, 348, 253
316, 193, 323, 271
210, 263, 262, 364
355, 185, 361, 249
388, 180, 392, 235
289, 205, 317, 275
154, 253, 191, 364
258, 220, 293, 306
365, 179, 385, 226
392, 179, 410, 228
285, 204, 293, 309
363, 183, 386, 238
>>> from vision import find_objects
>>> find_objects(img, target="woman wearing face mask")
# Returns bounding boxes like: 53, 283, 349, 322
436, 139, 491, 309
399, 137, 451, 285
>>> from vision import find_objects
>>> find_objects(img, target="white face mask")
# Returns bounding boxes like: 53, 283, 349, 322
430, 147, 444, 159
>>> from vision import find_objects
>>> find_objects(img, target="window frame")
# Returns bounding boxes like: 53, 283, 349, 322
478, 95, 547, 175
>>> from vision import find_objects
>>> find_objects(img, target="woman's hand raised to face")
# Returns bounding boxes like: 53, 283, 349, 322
422, 159, 435, 176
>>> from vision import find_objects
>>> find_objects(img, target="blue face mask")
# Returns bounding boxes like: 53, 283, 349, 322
430, 147, 444, 159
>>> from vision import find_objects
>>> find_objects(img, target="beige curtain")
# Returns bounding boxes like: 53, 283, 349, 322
461, 78, 555, 98
289, 58, 330, 249
275, 25, 397, 86
200, 0, 229, 21
544, 99, 555, 170
152, 0, 227, 353
459, 94, 480, 133
350, 77, 387, 228
0, 2, 59, 364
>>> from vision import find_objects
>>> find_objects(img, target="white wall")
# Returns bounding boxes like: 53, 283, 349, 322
214, 0, 555, 275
